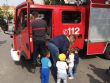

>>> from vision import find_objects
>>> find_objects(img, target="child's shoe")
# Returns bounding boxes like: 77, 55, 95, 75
68, 76, 74, 79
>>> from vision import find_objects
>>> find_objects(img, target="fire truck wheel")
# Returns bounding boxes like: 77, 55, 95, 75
14, 61, 20, 65
20, 55, 26, 61
14, 56, 26, 65
14, 54, 26, 65
105, 45, 110, 60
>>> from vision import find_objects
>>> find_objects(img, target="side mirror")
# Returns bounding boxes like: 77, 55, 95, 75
0, 19, 8, 32
0, 18, 14, 35
4, 22, 15, 35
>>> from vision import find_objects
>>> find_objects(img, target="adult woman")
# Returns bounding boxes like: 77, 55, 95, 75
47, 34, 76, 66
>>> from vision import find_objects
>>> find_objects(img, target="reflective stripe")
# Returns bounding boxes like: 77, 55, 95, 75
32, 28, 45, 30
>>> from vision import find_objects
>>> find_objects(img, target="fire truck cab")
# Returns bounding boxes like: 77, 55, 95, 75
10, 0, 110, 62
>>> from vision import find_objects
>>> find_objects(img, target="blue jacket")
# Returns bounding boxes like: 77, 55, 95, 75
74, 53, 79, 64
49, 35, 70, 54
41, 57, 52, 69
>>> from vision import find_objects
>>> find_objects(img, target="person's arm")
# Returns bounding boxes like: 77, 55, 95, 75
44, 20, 48, 34
48, 59, 52, 67
62, 41, 70, 54
65, 62, 68, 69
56, 61, 59, 68
44, 20, 51, 40
41, 58, 43, 64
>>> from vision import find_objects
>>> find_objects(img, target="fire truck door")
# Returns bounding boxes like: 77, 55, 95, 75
14, 4, 31, 59
60, 8, 85, 49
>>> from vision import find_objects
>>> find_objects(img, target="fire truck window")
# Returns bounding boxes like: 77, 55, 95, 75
15, 10, 27, 34
62, 11, 81, 23
20, 10, 27, 30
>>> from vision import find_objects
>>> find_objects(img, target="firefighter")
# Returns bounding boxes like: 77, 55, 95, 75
31, 11, 48, 64
47, 34, 76, 65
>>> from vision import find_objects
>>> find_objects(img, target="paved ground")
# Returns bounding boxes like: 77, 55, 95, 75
0, 29, 110, 83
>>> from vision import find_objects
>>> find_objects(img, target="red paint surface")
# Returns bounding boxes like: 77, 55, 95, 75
87, 42, 107, 55
13, 1, 110, 60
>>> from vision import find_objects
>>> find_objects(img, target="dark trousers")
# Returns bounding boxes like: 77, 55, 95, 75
73, 63, 79, 74
47, 42, 59, 66
47, 42, 59, 80
41, 68, 50, 83
33, 40, 46, 62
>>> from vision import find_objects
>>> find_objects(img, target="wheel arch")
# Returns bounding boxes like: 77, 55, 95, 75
104, 43, 110, 59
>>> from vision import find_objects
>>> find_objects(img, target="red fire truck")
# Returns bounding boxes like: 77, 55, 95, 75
10, 0, 110, 62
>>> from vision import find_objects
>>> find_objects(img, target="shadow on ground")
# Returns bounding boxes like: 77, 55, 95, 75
78, 49, 97, 59
15, 59, 41, 73
97, 54, 110, 61
87, 64, 110, 83
50, 66, 57, 83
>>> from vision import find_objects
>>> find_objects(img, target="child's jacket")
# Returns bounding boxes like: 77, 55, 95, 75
41, 57, 52, 69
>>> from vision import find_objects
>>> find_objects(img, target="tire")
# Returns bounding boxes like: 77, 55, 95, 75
20, 51, 28, 61
14, 55, 27, 65
14, 61, 20, 65
106, 67, 110, 76
104, 45, 110, 60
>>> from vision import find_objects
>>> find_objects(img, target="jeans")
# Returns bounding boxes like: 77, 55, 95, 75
57, 73, 67, 83
73, 63, 79, 76
41, 68, 50, 83
47, 42, 59, 80
33, 40, 46, 62
47, 42, 59, 66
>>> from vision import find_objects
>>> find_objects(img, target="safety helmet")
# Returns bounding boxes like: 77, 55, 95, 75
59, 53, 66, 61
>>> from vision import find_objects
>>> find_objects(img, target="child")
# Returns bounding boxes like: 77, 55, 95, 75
41, 49, 52, 83
73, 47, 80, 77
56, 53, 68, 83
67, 48, 75, 79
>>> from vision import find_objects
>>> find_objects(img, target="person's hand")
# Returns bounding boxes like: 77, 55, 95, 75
66, 59, 70, 63
75, 50, 78, 54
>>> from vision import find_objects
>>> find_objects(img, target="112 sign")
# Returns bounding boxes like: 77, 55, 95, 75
63, 27, 80, 35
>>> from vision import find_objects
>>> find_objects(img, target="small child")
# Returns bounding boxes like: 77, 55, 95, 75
73, 47, 80, 77
56, 53, 68, 83
67, 48, 75, 79
41, 49, 52, 83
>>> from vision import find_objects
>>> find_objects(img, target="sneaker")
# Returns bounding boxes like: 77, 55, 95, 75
36, 58, 41, 65
68, 77, 74, 79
